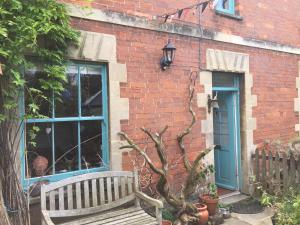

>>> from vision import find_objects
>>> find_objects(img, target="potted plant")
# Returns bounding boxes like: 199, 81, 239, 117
162, 220, 173, 225
194, 203, 209, 225
32, 155, 48, 176
199, 183, 219, 216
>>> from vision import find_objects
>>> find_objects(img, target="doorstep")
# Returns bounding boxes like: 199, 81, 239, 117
219, 192, 248, 205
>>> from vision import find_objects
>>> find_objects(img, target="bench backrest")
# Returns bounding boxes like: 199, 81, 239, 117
41, 171, 139, 218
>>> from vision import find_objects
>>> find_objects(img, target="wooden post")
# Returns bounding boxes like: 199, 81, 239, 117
289, 152, 296, 187
255, 148, 260, 182
298, 155, 300, 189
262, 150, 267, 189
268, 151, 273, 192
282, 152, 288, 192
275, 152, 281, 193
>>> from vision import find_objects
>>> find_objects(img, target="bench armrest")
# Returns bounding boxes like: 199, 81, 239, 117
135, 191, 163, 208
41, 210, 55, 225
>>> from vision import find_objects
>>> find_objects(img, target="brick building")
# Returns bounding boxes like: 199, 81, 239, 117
22, 0, 300, 194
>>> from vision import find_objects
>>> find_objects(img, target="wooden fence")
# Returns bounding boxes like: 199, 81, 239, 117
252, 149, 300, 193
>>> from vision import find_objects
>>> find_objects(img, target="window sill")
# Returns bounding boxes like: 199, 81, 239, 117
215, 10, 243, 21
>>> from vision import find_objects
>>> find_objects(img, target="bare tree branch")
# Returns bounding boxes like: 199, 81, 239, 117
177, 71, 199, 172
119, 131, 164, 176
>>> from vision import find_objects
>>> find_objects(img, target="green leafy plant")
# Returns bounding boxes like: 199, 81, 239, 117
0, 0, 78, 120
207, 183, 218, 199
260, 188, 300, 225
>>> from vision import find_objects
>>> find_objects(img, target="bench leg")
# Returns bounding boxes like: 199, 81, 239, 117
156, 207, 162, 225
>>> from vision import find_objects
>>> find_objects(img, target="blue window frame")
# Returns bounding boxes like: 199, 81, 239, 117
20, 62, 109, 188
216, 0, 235, 15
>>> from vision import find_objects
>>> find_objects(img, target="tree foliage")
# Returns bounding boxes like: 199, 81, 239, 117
0, 1, 78, 224
0, 0, 78, 120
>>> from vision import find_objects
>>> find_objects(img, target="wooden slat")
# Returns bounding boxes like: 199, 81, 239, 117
290, 152, 296, 186
113, 177, 119, 200
106, 177, 112, 203
49, 191, 56, 211
255, 148, 260, 182
67, 184, 73, 210
121, 176, 126, 198
43, 171, 134, 192
268, 152, 273, 191
262, 150, 267, 189
297, 155, 300, 190
59, 187, 65, 210
48, 194, 135, 217
84, 180, 90, 207
275, 152, 280, 192
92, 179, 98, 207
84, 211, 148, 225
76, 182, 82, 209
59, 207, 142, 225
40, 187, 46, 211
128, 177, 133, 194
283, 152, 288, 192
99, 178, 105, 205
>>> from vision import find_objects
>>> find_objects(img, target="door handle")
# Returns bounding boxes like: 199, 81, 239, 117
214, 145, 221, 150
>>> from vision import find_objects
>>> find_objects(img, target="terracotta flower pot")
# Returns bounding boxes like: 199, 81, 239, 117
162, 220, 172, 225
195, 203, 209, 225
199, 194, 219, 216
32, 155, 48, 176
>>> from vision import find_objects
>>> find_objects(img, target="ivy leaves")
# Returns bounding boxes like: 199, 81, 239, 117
0, 0, 78, 121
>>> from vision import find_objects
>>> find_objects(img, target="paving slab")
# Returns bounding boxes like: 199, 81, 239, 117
223, 217, 251, 225
231, 207, 273, 225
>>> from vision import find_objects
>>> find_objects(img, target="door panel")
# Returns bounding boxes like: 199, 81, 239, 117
213, 92, 238, 190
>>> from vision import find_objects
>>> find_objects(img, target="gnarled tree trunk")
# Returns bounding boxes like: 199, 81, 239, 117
119, 71, 214, 225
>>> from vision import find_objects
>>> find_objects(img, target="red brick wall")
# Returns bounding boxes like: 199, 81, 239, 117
71, 16, 300, 189
64, 0, 300, 47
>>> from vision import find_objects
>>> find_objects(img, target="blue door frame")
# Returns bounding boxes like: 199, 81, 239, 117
213, 78, 242, 191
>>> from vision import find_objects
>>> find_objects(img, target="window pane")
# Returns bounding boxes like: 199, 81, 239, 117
25, 66, 52, 118
221, 0, 229, 10
55, 65, 78, 117
212, 72, 235, 87
80, 120, 103, 169
54, 122, 79, 173
80, 65, 103, 117
26, 123, 52, 178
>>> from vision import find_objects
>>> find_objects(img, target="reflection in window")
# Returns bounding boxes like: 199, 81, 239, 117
81, 121, 102, 169
55, 65, 78, 117
80, 65, 102, 117
54, 122, 78, 173
26, 123, 52, 178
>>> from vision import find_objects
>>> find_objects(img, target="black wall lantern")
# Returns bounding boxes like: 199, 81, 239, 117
160, 39, 176, 70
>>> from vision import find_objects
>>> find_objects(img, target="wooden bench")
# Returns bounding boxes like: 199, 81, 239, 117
41, 171, 163, 225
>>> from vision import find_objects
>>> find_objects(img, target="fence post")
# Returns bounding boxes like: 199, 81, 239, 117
268, 151, 273, 192
289, 152, 296, 187
282, 152, 288, 192
255, 148, 260, 182
275, 152, 281, 193
262, 150, 267, 189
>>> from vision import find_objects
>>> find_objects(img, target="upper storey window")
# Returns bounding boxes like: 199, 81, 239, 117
216, 0, 235, 15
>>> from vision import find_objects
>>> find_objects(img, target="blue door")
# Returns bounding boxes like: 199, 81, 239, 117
213, 91, 240, 190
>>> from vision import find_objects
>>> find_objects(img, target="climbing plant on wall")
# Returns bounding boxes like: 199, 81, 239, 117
0, 1, 78, 224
